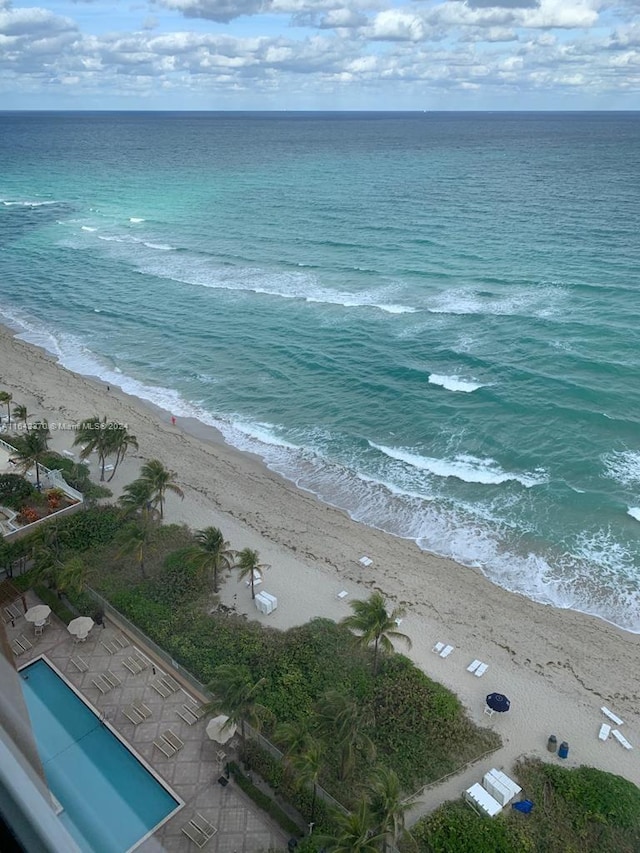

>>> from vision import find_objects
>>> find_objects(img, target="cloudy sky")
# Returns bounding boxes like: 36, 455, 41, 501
1, 0, 639, 109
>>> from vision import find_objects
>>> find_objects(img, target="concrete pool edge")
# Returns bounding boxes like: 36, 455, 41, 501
19, 654, 185, 852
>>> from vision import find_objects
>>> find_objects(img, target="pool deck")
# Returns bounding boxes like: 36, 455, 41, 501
7, 591, 289, 853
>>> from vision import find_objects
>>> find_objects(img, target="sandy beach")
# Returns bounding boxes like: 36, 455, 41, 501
1, 321, 638, 814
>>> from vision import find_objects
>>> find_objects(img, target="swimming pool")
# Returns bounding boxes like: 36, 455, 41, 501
20, 658, 181, 852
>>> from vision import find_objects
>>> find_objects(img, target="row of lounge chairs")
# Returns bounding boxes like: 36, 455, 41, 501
154, 729, 184, 758
433, 642, 490, 677
177, 698, 206, 726
11, 634, 33, 656
92, 670, 121, 694
3, 603, 23, 624
123, 698, 153, 725
181, 813, 217, 847
150, 673, 181, 698
101, 634, 130, 655
123, 654, 150, 675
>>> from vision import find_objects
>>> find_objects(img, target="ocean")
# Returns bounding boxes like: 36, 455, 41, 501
1, 111, 639, 631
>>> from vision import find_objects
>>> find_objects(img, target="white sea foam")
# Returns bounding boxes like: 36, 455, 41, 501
370, 443, 546, 488
627, 507, 640, 522
427, 284, 566, 318
1, 198, 58, 207
81, 226, 97, 232
129, 218, 145, 223
602, 450, 640, 486
428, 374, 485, 393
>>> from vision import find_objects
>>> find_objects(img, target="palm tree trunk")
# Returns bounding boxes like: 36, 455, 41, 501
99, 454, 106, 481
108, 449, 122, 482
250, 573, 255, 599
311, 783, 317, 823
34, 461, 41, 491
373, 636, 380, 676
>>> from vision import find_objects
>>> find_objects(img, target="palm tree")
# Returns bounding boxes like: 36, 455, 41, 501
12, 404, 30, 432
30, 419, 50, 449
185, 527, 235, 593
342, 592, 411, 676
11, 429, 48, 490
119, 478, 156, 520
205, 664, 268, 766
289, 738, 325, 825
320, 799, 386, 852
107, 426, 138, 482
314, 690, 376, 781
117, 520, 153, 578
73, 416, 116, 481
138, 459, 184, 519
276, 718, 314, 759
367, 766, 412, 853
234, 547, 269, 600
56, 556, 90, 596
0, 391, 12, 426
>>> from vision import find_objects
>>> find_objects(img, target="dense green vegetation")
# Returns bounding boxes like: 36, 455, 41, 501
408, 759, 640, 853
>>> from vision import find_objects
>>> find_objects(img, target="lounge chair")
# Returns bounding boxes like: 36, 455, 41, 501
601, 706, 624, 726
181, 822, 210, 848
123, 656, 143, 675
11, 640, 25, 656
432, 641, 445, 654
103, 669, 121, 688
598, 723, 611, 741
101, 640, 119, 655
337, 590, 349, 599
131, 653, 150, 670
19, 634, 33, 651
131, 698, 151, 719
161, 674, 181, 693
184, 698, 206, 719
123, 706, 145, 725
467, 659, 481, 673
177, 707, 198, 726
439, 644, 454, 658
474, 663, 488, 677
190, 813, 217, 839
162, 730, 184, 751
154, 737, 177, 758
114, 634, 130, 648
70, 655, 89, 672
612, 729, 633, 750
150, 678, 172, 699
92, 676, 111, 694
358, 555, 373, 567
7, 604, 22, 620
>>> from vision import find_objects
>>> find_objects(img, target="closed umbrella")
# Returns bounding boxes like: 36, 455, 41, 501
206, 715, 237, 745
67, 616, 94, 638
486, 693, 511, 713
25, 604, 51, 625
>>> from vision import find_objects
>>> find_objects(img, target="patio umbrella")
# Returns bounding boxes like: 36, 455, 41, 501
25, 604, 51, 624
67, 616, 94, 637
206, 714, 237, 745
486, 693, 511, 713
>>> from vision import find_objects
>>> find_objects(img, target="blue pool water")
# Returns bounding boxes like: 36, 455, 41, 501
20, 659, 180, 852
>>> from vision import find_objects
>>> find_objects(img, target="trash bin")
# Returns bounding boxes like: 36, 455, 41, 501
547, 735, 557, 753
558, 741, 569, 759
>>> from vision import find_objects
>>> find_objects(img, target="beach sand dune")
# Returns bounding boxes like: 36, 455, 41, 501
1, 322, 638, 818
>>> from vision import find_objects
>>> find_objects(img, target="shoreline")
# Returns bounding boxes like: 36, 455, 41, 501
1, 320, 639, 800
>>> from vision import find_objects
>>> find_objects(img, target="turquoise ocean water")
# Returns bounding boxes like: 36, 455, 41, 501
1, 112, 639, 631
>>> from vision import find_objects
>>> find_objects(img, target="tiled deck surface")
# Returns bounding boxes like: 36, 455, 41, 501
6, 591, 288, 853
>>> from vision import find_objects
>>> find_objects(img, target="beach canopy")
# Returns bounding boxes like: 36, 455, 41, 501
486, 693, 511, 713
67, 616, 94, 637
25, 604, 51, 624
206, 715, 237, 745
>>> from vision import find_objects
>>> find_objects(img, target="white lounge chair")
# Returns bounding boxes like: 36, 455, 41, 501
162, 730, 184, 751
474, 663, 488, 677
190, 813, 217, 839
358, 556, 373, 567
439, 644, 454, 658
467, 659, 481, 673
337, 590, 349, 599
598, 723, 611, 741
601, 706, 623, 726
70, 655, 89, 672
181, 822, 210, 848
177, 707, 198, 726
612, 729, 633, 750
432, 641, 445, 654
154, 737, 176, 758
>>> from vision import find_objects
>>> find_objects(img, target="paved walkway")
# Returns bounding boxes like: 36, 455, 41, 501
7, 592, 288, 852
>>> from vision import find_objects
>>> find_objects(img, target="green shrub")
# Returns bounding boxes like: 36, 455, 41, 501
0, 473, 38, 509
229, 761, 302, 836
147, 548, 206, 606
32, 585, 76, 624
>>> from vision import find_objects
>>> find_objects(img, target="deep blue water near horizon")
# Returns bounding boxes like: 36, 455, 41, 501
1, 111, 640, 631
